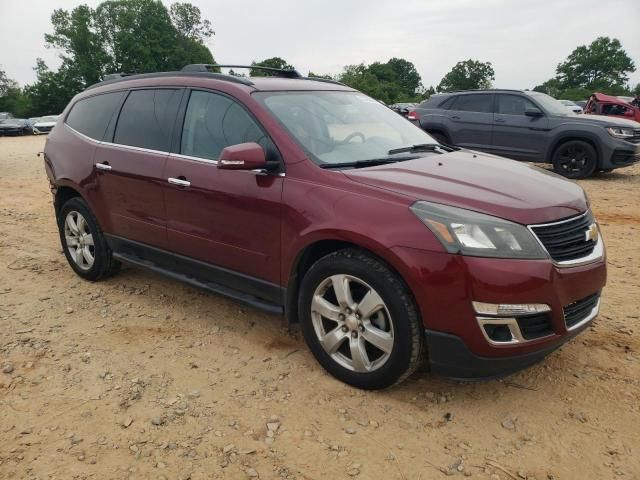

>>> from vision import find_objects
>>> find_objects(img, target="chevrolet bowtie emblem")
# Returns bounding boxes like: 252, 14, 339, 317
585, 223, 598, 242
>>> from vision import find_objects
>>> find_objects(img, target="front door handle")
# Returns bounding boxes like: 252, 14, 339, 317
168, 177, 191, 187
95, 162, 112, 171
495, 118, 506, 123
451, 115, 460, 120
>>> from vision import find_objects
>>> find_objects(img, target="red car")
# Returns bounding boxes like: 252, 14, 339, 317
43, 64, 606, 389
584, 92, 640, 122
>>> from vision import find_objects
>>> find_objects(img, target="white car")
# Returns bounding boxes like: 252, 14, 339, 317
559, 100, 583, 114
32, 115, 60, 134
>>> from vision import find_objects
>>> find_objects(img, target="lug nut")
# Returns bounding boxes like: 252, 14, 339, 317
359, 324, 364, 332
355, 312, 361, 319
351, 331, 358, 338
345, 308, 352, 315
338, 313, 345, 321
341, 326, 349, 332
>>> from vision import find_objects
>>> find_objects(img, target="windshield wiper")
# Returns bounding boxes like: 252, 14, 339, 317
387, 143, 449, 155
319, 158, 413, 169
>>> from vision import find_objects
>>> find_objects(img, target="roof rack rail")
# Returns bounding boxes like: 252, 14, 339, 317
182, 64, 302, 79
102, 72, 135, 81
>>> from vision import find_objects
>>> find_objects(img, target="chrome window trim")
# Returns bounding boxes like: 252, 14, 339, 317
527, 210, 604, 268
65, 124, 286, 176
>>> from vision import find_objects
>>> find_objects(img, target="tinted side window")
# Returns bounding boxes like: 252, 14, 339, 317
181, 90, 268, 161
66, 91, 125, 140
114, 89, 181, 151
496, 94, 537, 115
449, 94, 492, 113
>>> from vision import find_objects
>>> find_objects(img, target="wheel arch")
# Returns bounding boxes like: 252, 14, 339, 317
284, 237, 419, 325
547, 133, 602, 166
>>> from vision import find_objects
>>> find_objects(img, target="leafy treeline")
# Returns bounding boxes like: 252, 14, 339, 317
1, 1, 638, 119
533, 37, 637, 100
1, 0, 214, 116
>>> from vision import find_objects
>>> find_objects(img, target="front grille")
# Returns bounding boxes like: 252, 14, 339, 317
563, 292, 600, 329
516, 313, 553, 340
530, 212, 596, 262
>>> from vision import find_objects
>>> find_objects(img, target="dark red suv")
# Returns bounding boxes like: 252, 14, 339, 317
44, 65, 607, 389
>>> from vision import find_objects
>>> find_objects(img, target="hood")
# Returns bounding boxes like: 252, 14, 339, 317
561, 113, 640, 128
343, 150, 588, 225
0, 121, 23, 128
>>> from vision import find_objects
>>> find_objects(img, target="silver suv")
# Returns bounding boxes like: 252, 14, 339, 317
411, 89, 640, 178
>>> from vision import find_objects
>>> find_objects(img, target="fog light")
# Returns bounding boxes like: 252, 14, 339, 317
472, 302, 550, 317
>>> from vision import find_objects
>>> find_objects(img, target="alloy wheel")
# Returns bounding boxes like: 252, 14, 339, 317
556, 144, 591, 175
310, 274, 394, 372
64, 211, 95, 270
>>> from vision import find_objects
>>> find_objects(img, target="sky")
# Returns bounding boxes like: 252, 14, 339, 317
1, 0, 639, 90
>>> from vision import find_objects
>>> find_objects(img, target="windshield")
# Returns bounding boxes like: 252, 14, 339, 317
525, 92, 573, 116
39, 116, 58, 122
254, 91, 435, 166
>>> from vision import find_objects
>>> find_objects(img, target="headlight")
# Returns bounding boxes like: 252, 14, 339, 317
410, 201, 548, 259
607, 127, 635, 138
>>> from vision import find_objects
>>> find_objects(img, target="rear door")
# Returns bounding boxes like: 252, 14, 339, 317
444, 93, 494, 151
490, 93, 550, 161
163, 89, 284, 285
93, 88, 183, 249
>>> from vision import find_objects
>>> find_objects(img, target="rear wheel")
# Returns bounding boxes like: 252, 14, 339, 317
552, 140, 597, 179
58, 197, 120, 281
298, 249, 424, 389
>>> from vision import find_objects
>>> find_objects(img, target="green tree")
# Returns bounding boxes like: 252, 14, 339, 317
386, 57, 422, 98
634, 83, 640, 96
556, 37, 635, 91
437, 60, 495, 92
24, 59, 83, 115
169, 2, 214, 42
251, 57, 295, 76
0, 67, 33, 117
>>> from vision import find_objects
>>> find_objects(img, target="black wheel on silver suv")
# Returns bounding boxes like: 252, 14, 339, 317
552, 140, 597, 179
298, 249, 424, 390
57, 197, 120, 281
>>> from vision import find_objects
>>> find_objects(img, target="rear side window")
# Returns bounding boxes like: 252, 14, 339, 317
418, 95, 453, 109
66, 91, 125, 140
449, 94, 493, 113
180, 90, 268, 161
496, 94, 537, 115
114, 89, 182, 151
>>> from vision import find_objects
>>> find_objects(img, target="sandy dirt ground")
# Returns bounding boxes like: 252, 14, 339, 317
0, 135, 638, 480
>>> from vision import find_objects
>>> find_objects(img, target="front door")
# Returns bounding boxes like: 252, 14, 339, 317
163, 89, 284, 286
93, 88, 183, 249
490, 93, 550, 161
445, 93, 494, 151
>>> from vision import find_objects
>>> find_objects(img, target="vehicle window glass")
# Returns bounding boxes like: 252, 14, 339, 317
495, 94, 538, 115
66, 92, 124, 140
114, 89, 181, 151
180, 90, 268, 161
601, 104, 630, 116
449, 94, 492, 113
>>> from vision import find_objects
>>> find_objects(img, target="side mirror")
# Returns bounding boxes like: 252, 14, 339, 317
525, 107, 544, 117
217, 142, 267, 170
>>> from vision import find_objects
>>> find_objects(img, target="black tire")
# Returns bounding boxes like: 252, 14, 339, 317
298, 249, 424, 390
57, 197, 120, 281
429, 131, 449, 145
551, 140, 597, 179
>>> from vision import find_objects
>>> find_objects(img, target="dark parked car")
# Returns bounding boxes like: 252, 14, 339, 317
44, 65, 606, 389
411, 89, 640, 178
0, 118, 31, 136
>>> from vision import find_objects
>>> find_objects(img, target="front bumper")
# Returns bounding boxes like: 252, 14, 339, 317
602, 139, 640, 169
389, 245, 606, 377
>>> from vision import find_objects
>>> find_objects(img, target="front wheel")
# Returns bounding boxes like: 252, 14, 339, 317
298, 249, 424, 389
552, 140, 597, 179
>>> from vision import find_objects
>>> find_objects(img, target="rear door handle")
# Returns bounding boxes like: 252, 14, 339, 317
451, 115, 460, 120
495, 118, 506, 123
95, 162, 112, 171
168, 177, 191, 187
